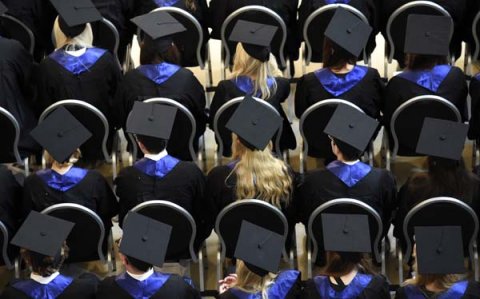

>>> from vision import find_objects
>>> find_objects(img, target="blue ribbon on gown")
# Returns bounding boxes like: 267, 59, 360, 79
154, 0, 179, 6
314, 273, 372, 299
403, 280, 468, 299
314, 65, 368, 97
13, 274, 73, 299
37, 167, 88, 192
137, 62, 181, 85
397, 65, 451, 93
134, 156, 180, 178
49, 48, 107, 75
229, 270, 300, 299
232, 76, 275, 98
115, 272, 171, 299
326, 160, 372, 187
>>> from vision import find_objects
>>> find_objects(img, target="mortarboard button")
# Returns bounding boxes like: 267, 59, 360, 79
131, 11, 186, 42
322, 213, 371, 253
126, 102, 177, 140
49, 0, 102, 27
228, 20, 278, 62
404, 14, 452, 56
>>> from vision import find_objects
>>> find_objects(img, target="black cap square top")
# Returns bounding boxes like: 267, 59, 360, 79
324, 7, 372, 58
11, 211, 74, 257
126, 101, 177, 140
322, 213, 372, 253
416, 118, 468, 161
30, 106, 92, 163
131, 11, 186, 40
120, 212, 172, 267
228, 20, 278, 62
49, 0, 102, 27
404, 14, 452, 56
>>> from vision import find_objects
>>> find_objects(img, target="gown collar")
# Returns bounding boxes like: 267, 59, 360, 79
116, 272, 171, 299
137, 62, 181, 85
13, 274, 73, 299
134, 155, 180, 178
403, 280, 469, 299
49, 47, 107, 75
326, 160, 372, 187
314, 273, 372, 299
37, 167, 88, 192
232, 76, 275, 98
397, 64, 452, 93
314, 65, 368, 97
229, 270, 300, 299
154, 0, 179, 6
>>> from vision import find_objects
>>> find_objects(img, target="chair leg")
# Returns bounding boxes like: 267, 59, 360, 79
14, 256, 20, 279
307, 236, 312, 279
23, 157, 29, 177
198, 249, 205, 292
381, 239, 386, 276
398, 243, 404, 284
216, 245, 222, 288
474, 242, 479, 281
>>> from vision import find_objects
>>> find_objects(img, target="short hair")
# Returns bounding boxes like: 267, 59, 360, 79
136, 134, 168, 154
322, 37, 357, 69
405, 53, 448, 71
140, 34, 182, 65
332, 137, 362, 161
22, 243, 69, 277
126, 255, 152, 273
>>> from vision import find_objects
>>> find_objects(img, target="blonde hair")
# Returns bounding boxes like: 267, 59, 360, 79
45, 149, 81, 168
53, 16, 93, 49
230, 135, 292, 208
231, 43, 282, 100
234, 260, 276, 299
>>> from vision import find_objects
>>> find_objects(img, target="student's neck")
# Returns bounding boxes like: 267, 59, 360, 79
425, 281, 447, 293
51, 163, 73, 175
330, 268, 358, 285
330, 64, 354, 74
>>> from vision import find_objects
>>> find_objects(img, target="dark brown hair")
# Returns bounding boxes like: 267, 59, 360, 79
322, 37, 357, 69
140, 35, 182, 65
323, 251, 375, 277
405, 54, 448, 71
22, 243, 69, 277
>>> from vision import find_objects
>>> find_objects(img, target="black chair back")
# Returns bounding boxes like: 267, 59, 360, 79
91, 18, 119, 59
472, 11, 480, 61
0, 15, 34, 54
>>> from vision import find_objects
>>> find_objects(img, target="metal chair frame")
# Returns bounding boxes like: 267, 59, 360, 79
0, 14, 35, 54
0, 221, 13, 270
0, 107, 29, 175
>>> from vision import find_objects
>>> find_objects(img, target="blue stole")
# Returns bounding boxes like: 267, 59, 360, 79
397, 65, 452, 93
37, 167, 88, 192
115, 272, 171, 299
325, 0, 351, 3
314, 65, 368, 97
474, 72, 480, 81
314, 273, 372, 299
229, 270, 300, 299
138, 62, 181, 85
13, 274, 73, 299
49, 47, 107, 75
154, 0, 179, 6
134, 156, 180, 178
403, 281, 469, 299
326, 160, 372, 187
232, 76, 276, 98
227, 160, 239, 169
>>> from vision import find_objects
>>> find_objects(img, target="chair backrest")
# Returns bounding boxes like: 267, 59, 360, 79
0, 14, 34, 54
390, 95, 461, 158
403, 197, 479, 264
213, 96, 283, 159
299, 99, 365, 159
38, 100, 112, 163
215, 199, 288, 260
0, 220, 13, 269
41, 203, 106, 263
386, 1, 453, 63
91, 18, 120, 59
0, 107, 23, 164
221, 5, 287, 69
308, 198, 383, 264
303, 4, 370, 64
129, 200, 198, 262
472, 11, 480, 61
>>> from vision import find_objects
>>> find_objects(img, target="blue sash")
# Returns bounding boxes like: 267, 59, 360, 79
314, 273, 373, 299
115, 272, 171, 299
154, 0, 179, 6
134, 156, 180, 178
314, 65, 368, 97
138, 62, 181, 85
13, 274, 73, 299
37, 167, 88, 192
232, 76, 275, 98
229, 270, 300, 299
326, 160, 372, 187
397, 65, 451, 93
403, 281, 468, 299
49, 48, 107, 75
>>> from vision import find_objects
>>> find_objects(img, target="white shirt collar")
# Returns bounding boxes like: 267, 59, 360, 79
341, 159, 360, 166
144, 150, 168, 161
126, 268, 154, 281
30, 272, 60, 285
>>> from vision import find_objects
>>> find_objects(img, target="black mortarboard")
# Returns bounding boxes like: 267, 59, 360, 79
234, 220, 284, 276
416, 118, 468, 161
30, 106, 92, 163
415, 226, 465, 274
229, 20, 278, 62
120, 212, 172, 267
404, 14, 452, 56
11, 211, 74, 257
324, 104, 378, 152
0, 1, 8, 15
324, 7, 372, 58
50, 0, 102, 37
322, 213, 371, 253
126, 101, 177, 140
225, 95, 282, 151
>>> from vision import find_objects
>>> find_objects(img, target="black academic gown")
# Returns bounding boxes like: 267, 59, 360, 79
394, 280, 480, 299
463, 0, 480, 52
468, 73, 480, 139
0, 166, 21, 238
302, 273, 390, 299
209, 77, 296, 156
96, 272, 201, 299
0, 37, 39, 157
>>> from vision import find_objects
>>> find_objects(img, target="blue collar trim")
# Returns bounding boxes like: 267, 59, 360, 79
154, 0, 179, 6
314, 65, 368, 97
37, 167, 88, 192
134, 156, 180, 178
314, 273, 373, 299
115, 272, 171, 298
232, 76, 275, 98
229, 270, 300, 299
401, 281, 468, 299
398, 65, 452, 92
13, 274, 73, 299
326, 161, 372, 187
138, 62, 181, 85
49, 48, 107, 75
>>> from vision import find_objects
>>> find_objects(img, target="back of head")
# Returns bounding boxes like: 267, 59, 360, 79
45, 148, 81, 168
53, 16, 93, 49
322, 37, 357, 69
405, 53, 448, 71
405, 258, 461, 291
332, 138, 362, 161
139, 34, 181, 65
425, 156, 472, 201
22, 244, 69, 277
125, 255, 153, 273
234, 260, 275, 298
136, 134, 168, 154
323, 251, 374, 277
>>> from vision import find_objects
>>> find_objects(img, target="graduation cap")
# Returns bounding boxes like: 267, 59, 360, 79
229, 20, 278, 62
0, 1, 8, 15
234, 220, 285, 276
324, 104, 378, 152
49, 0, 102, 37
11, 211, 74, 257
324, 7, 372, 58
416, 118, 468, 161
120, 212, 172, 267
415, 226, 465, 274
321, 213, 372, 253
30, 106, 92, 163
404, 14, 452, 56
225, 95, 282, 151
126, 101, 177, 140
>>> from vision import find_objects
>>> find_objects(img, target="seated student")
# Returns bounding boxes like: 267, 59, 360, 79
116, 11, 207, 160
22, 107, 118, 231
468, 72, 480, 140
1, 211, 98, 299
295, 8, 383, 120
218, 221, 301, 298
297, 105, 396, 234
0, 166, 21, 240
114, 102, 209, 246
97, 211, 201, 298
395, 226, 480, 299
210, 20, 296, 156
303, 214, 390, 298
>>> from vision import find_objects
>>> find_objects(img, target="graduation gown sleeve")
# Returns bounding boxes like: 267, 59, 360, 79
0, 167, 21, 236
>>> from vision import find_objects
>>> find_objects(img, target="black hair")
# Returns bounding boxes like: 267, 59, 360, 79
405, 53, 448, 71
136, 134, 168, 154
323, 37, 357, 69
332, 137, 362, 161
22, 244, 69, 277
126, 255, 153, 273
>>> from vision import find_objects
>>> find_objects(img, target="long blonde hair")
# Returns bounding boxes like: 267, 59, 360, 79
231, 43, 282, 100
234, 260, 276, 299
230, 135, 292, 208
53, 16, 93, 49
